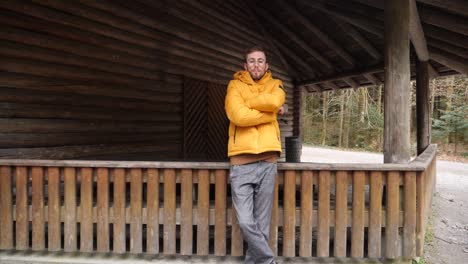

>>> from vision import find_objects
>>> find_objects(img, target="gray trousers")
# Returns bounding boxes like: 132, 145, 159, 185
229, 161, 277, 264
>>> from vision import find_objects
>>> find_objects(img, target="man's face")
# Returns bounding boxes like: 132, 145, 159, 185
244, 51, 269, 81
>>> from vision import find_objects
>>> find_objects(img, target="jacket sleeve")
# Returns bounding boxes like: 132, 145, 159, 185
225, 81, 277, 127
246, 81, 286, 112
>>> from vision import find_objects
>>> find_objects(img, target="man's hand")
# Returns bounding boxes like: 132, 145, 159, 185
278, 106, 285, 115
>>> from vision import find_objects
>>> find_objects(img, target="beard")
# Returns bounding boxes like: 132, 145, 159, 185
250, 71, 265, 81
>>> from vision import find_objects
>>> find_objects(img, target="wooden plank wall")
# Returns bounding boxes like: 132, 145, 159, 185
0, 0, 293, 160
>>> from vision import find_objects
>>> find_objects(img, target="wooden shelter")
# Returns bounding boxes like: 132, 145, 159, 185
0, 0, 466, 262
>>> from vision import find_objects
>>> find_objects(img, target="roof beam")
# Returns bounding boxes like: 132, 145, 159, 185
331, 17, 381, 61
256, 8, 335, 74
352, 0, 468, 36
275, 0, 356, 67
298, 63, 383, 86
302, 1, 383, 38
363, 73, 382, 85
428, 62, 439, 78
428, 37, 468, 59
241, 1, 297, 77
343, 77, 360, 89
429, 47, 468, 74
419, 6, 468, 37
324, 81, 340, 91
409, 0, 430, 61
418, 0, 468, 17
273, 39, 318, 78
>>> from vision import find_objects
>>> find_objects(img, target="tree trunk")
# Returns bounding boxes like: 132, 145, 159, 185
321, 92, 329, 146
377, 84, 383, 149
338, 90, 345, 147
344, 90, 352, 148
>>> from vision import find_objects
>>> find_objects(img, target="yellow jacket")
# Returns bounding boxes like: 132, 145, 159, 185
225, 70, 286, 157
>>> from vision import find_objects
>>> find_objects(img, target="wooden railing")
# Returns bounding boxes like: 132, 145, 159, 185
0, 145, 436, 260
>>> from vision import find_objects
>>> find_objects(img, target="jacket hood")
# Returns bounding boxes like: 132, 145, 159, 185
233, 70, 272, 85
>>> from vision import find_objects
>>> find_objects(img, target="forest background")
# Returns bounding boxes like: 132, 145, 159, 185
302, 74, 467, 161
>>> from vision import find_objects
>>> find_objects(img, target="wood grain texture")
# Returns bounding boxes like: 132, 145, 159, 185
0, 167, 13, 249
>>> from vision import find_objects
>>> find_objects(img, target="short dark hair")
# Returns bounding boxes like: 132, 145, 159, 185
244, 45, 267, 61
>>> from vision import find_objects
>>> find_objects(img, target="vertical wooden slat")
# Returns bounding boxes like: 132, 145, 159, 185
15, 167, 29, 250
416, 171, 425, 256
386, 171, 400, 258
47, 167, 61, 251
97, 168, 109, 252
32, 167, 45, 250
300, 170, 313, 257
163, 168, 176, 255
317, 170, 330, 257
283, 170, 296, 257
80, 168, 93, 252
146, 168, 159, 254
64, 167, 77, 252
197, 169, 210, 255
368, 171, 383, 258
231, 207, 243, 256
268, 174, 279, 255
351, 171, 365, 258
180, 169, 193, 255
130, 168, 142, 253
113, 168, 126, 253
334, 170, 348, 257
404, 171, 417, 258
214, 169, 227, 256
0, 166, 13, 249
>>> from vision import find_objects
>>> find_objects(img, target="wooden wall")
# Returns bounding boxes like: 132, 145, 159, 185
0, 0, 294, 160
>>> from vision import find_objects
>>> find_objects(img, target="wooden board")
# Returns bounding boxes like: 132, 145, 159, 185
15, 167, 29, 250
96, 168, 109, 252
180, 169, 193, 255
317, 170, 330, 257
146, 168, 160, 254
299, 170, 313, 257
386, 171, 400, 258
163, 169, 176, 254
197, 169, 210, 255
403, 171, 416, 258
47, 167, 61, 251
32, 167, 45, 250
334, 170, 348, 257
283, 170, 296, 257
351, 171, 365, 257
0, 166, 13, 249
214, 169, 227, 256
113, 168, 126, 253
130, 168, 143, 253
368, 171, 383, 258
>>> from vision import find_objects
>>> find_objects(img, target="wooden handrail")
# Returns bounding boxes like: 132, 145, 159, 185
0, 144, 437, 171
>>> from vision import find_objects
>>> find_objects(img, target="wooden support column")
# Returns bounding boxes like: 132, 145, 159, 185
416, 60, 431, 154
384, 0, 411, 163
292, 84, 303, 137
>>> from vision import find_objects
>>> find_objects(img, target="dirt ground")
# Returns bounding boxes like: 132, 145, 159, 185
301, 146, 468, 263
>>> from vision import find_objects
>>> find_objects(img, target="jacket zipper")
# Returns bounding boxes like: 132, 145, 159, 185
233, 126, 237, 144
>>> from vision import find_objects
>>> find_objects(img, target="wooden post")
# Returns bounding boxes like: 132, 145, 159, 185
384, 0, 411, 163
292, 84, 302, 137
416, 60, 431, 154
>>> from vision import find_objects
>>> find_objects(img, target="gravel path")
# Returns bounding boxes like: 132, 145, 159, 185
301, 145, 468, 263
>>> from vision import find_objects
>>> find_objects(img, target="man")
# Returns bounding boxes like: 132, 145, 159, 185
225, 46, 285, 264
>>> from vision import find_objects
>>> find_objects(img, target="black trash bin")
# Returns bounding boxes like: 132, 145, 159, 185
285, 136, 302, 162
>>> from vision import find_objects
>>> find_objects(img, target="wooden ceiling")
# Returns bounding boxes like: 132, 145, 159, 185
250, 0, 468, 92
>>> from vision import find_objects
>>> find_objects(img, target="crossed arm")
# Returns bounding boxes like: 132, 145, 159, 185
225, 81, 286, 127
